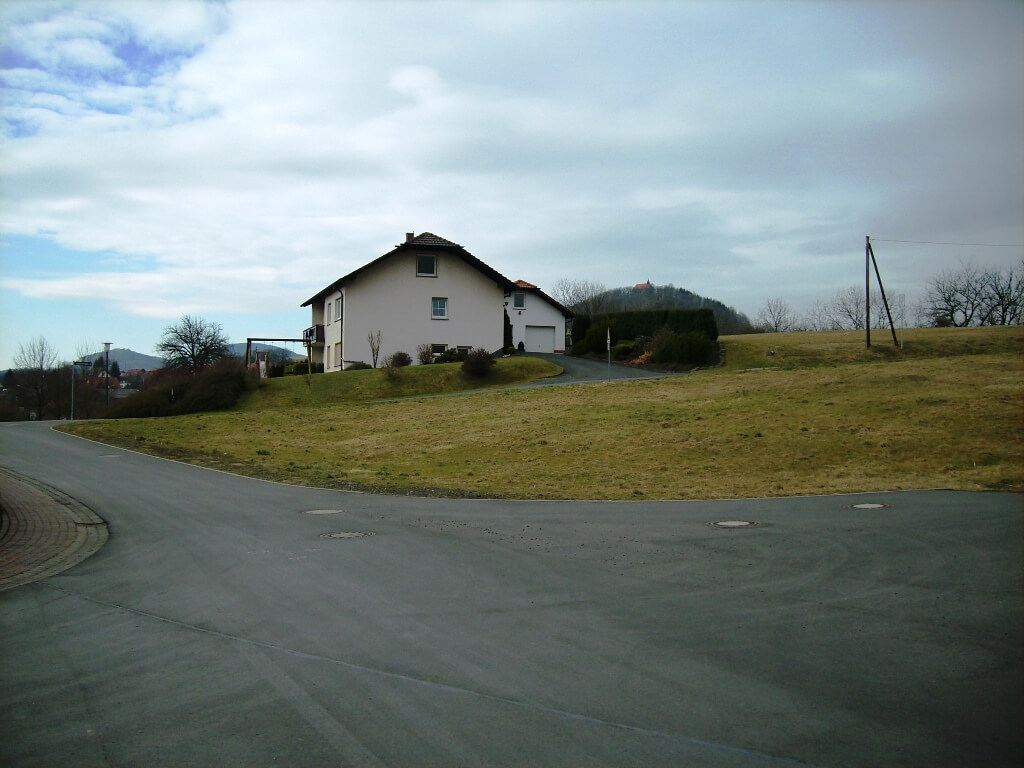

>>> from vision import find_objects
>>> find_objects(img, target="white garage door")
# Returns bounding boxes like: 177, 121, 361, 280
525, 325, 556, 353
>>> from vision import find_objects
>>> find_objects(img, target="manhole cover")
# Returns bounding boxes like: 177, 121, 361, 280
303, 509, 346, 515
845, 503, 893, 510
319, 531, 373, 539
708, 520, 758, 528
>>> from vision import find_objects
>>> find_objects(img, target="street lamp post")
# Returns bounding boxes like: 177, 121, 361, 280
70, 360, 91, 420
104, 342, 112, 407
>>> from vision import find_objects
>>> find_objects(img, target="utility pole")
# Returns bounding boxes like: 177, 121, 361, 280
864, 237, 899, 348
865, 236, 871, 347
70, 360, 90, 420
104, 342, 112, 406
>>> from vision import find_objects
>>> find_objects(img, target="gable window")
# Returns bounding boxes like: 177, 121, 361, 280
417, 254, 436, 276
513, 292, 526, 310
432, 297, 448, 319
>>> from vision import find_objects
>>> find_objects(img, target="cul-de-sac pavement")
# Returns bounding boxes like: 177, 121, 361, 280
2, 419, 1021, 767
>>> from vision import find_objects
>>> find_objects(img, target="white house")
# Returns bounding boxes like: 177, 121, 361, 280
507, 280, 574, 353
302, 232, 518, 370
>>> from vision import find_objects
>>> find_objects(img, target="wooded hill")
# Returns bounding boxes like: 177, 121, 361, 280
594, 283, 754, 335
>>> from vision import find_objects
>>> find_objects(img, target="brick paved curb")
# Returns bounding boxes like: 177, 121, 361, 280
0, 466, 109, 592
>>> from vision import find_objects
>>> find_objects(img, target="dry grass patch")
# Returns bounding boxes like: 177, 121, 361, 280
61, 326, 1023, 499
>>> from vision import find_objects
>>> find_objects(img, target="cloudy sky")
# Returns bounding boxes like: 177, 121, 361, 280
1, 0, 1022, 368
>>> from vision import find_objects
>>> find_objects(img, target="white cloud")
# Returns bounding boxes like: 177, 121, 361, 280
1, 0, 1022, 369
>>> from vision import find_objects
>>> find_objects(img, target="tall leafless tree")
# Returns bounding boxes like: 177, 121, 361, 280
13, 335, 59, 371
756, 297, 796, 333
156, 315, 229, 373
801, 299, 838, 331
552, 278, 609, 317
978, 261, 1024, 326
828, 286, 866, 330
12, 336, 60, 419
921, 262, 991, 327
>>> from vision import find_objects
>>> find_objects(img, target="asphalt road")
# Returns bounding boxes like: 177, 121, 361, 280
1, 420, 1021, 767
524, 352, 669, 384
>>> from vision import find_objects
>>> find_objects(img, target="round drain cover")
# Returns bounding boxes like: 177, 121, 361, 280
319, 531, 373, 539
303, 509, 346, 515
846, 503, 892, 510
708, 520, 757, 528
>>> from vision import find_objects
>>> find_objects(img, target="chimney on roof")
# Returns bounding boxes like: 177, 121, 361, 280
405, 232, 414, 242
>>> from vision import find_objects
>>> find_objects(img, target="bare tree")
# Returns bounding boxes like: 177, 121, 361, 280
12, 336, 60, 419
13, 336, 59, 371
156, 315, 229, 373
802, 299, 838, 331
978, 261, 1024, 326
828, 286, 867, 330
552, 278, 608, 317
367, 330, 382, 368
756, 297, 795, 333
921, 262, 991, 327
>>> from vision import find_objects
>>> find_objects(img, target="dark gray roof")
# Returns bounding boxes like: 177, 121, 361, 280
401, 232, 461, 248
302, 232, 515, 307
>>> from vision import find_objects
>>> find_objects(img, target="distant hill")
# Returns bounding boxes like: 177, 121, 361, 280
591, 284, 755, 335
80, 343, 303, 372
226, 342, 305, 361
83, 348, 164, 371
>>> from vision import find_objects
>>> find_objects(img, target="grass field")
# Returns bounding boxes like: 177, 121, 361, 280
59, 327, 1023, 500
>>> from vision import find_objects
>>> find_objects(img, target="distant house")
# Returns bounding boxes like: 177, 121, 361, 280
634, 280, 654, 291
507, 280, 574, 353
302, 232, 519, 369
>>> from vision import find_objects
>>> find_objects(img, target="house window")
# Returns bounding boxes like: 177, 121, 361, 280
334, 343, 341, 368
335, 296, 343, 323
417, 254, 436, 276
457, 346, 471, 354
326, 303, 332, 324
326, 346, 332, 369
513, 292, 525, 310
432, 297, 448, 319
431, 343, 447, 356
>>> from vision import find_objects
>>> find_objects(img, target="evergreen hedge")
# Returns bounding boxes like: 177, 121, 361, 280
573, 308, 718, 356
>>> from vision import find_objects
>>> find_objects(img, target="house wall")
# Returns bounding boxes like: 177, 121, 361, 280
337, 250, 506, 367
322, 290, 344, 371
508, 291, 568, 353
307, 302, 326, 366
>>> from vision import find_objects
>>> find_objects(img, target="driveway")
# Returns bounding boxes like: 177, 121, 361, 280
522, 352, 670, 385
1, 421, 1021, 767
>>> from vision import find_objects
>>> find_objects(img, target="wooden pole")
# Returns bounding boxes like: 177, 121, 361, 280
867, 240, 900, 347
865, 236, 871, 347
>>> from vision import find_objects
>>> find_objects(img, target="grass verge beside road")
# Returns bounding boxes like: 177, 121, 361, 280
59, 327, 1023, 500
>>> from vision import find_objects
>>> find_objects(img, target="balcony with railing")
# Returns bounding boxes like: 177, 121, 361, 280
303, 324, 325, 346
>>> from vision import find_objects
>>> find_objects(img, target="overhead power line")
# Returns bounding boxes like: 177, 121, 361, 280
871, 238, 1023, 248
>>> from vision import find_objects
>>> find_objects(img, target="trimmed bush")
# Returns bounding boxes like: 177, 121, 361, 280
461, 347, 495, 378
384, 351, 412, 368
285, 360, 324, 375
345, 361, 372, 370
437, 348, 468, 363
611, 340, 635, 360
649, 328, 717, 366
